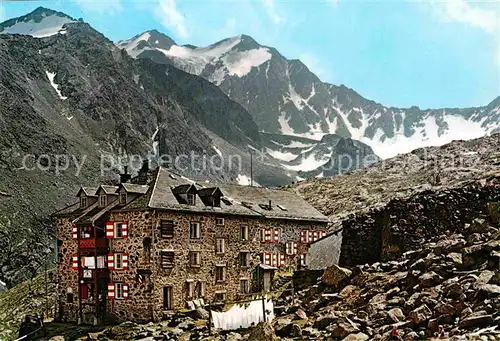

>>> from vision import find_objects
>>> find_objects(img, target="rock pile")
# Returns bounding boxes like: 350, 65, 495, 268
273, 214, 500, 340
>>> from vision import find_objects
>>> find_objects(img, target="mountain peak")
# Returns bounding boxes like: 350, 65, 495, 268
0, 7, 76, 38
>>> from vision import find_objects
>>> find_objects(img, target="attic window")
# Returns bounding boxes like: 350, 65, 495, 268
169, 174, 176, 179
119, 193, 127, 205
259, 203, 272, 210
80, 197, 87, 209
187, 194, 196, 205
99, 194, 107, 207
277, 204, 287, 211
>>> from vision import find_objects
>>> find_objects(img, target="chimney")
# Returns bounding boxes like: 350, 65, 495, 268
268, 200, 272, 209
137, 160, 150, 185
120, 166, 131, 184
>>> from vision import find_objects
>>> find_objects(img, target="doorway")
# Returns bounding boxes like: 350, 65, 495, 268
163, 286, 173, 310
263, 272, 272, 292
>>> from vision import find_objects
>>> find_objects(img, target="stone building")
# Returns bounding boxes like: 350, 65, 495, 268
54, 165, 328, 323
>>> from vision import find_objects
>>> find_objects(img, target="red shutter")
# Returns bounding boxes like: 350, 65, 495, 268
313, 231, 319, 242
261, 229, 265, 242
122, 253, 129, 270
107, 283, 115, 299
273, 229, 279, 243
265, 229, 272, 242
300, 230, 305, 243
106, 222, 114, 239
80, 283, 88, 299
122, 221, 128, 238
293, 242, 297, 255
107, 253, 115, 270
280, 253, 285, 267
123, 283, 129, 300
308, 231, 313, 243
72, 225, 78, 240
286, 242, 291, 255
263, 252, 271, 265
321, 231, 327, 238
72, 253, 78, 271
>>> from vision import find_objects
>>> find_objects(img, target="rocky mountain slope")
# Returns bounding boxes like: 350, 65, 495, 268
118, 31, 500, 159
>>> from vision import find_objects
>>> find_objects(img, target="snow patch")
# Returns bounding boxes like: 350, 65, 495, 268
278, 113, 295, 136
1, 15, 74, 38
266, 148, 297, 162
45, 71, 67, 100
236, 174, 260, 186
222, 48, 272, 77
212, 145, 223, 157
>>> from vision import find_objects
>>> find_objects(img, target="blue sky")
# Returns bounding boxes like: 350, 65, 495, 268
1, 0, 499, 109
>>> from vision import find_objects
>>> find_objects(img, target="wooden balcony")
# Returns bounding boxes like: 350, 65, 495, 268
79, 238, 108, 249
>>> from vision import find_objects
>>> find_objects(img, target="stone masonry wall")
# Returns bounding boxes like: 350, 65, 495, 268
340, 183, 500, 266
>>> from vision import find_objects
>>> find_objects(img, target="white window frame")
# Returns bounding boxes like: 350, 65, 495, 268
240, 279, 249, 294
187, 193, 196, 205
99, 194, 107, 207
114, 253, 123, 270
114, 222, 124, 238
186, 280, 194, 299
199, 281, 205, 298
80, 196, 87, 209
215, 291, 226, 302
119, 193, 127, 205
216, 238, 225, 254
239, 252, 249, 267
216, 218, 225, 226
215, 266, 226, 282
115, 283, 124, 300
240, 225, 249, 240
189, 222, 201, 239
189, 251, 201, 267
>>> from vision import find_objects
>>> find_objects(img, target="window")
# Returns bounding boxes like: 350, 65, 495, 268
115, 253, 123, 270
261, 228, 278, 243
80, 196, 87, 209
99, 194, 107, 207
215, 266, 226, 282
216, 218, 225, 226
189, 251, 201, 267
216, 238, 225, 253
114, 222, 124, 238
187, 194, 196, 205
190, 222, 201, 239
96, 256, 106, 269
300, 254, 309, 267
239, 252, 249, 267
67, 292, 74, 303
199, 281, 205, 298
143, 238, 152, 264
214, 291, 226, 302
115, 283, 124, 300
240, 279, 249, 294
119, 193, 127, 205
160, 220, 174, 238
186, 280, 194, 299
240, 225, 249, 240
161, 251, 174, 268
286, 242, 297, 255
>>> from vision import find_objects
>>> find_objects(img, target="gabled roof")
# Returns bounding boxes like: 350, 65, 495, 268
198, 187, 222, 197
96, 185, 119, 195
75, 198, 120, 224
118, 183, 149, 194
76, 187, 98, 197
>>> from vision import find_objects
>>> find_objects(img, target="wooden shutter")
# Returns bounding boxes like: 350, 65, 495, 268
265, 229, 272, 242
80, 283, 88, 299
122, 221, 128, 238
106, 222, 114, 239
321, 231, 327, 238
263, 252, 271, 265
308, 231, 313, 242
107, 283, 115, 299
122, 253, 129, 270
260, 229, 265, 242
123, 283, 129, 300
72, 225, 78, 240
107, 253, 115, 270
300, 230, 306, 243
286, 242, 292, 255
72, 253, 78, 271
292, 242, 297, 255
273, 229, 280, 243
279, 253, 285, 267
313, 231, 319, 242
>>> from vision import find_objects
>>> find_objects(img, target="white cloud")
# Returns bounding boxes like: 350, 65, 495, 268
299, 52, 330, 80
73, 0, 123, 14
430, 0, 498, 34
157, 0, 189, 39
261, 0, 285, 24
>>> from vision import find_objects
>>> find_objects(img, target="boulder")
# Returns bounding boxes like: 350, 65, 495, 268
342, 332, 369, 340
291, 324, 302, 337
226, 332, 242, 341
459, 315, 494, 329
329, 319, 359, 339
322, 264, 353, 287
247, 322, 279, 341
387, 308, 405, 323
408, 304, 432, 325
295, 308, 308, 320
418, 271, 443, 288
313, 313, 337, 329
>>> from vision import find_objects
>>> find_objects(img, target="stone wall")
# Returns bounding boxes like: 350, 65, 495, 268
308, 229, 342, 270
340, 183, 500, 266
104, 210, 327, 321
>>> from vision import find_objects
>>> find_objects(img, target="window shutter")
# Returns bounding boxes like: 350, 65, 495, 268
107, 253, 115, 270
273, 229, 279, 242
308, 231, 313, 242
72, 225, 78, 240
286, 242, 291, 255
260, 229, 265, 242
106, 222, 114, 239
265, 229, 272, 242
300, 230, 305, 243
80, 283, 88, 299
293, 242, 297, 255
122, 254, 129, 270
122, 221, 128, 238
280, 253, 285, 267
263, 252, 271, 265
313, 231, 318, 242
107, 283, 115, 299
72, 253, 78, 271
321, 231, 327, 238
123, 283, 129, 300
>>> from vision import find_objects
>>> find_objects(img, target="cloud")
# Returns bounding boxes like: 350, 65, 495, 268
73, 0, 123, 14
157, 0, 189, 39
299, 52, 331, 80
261, 0, 285, 24
430, 0, 498, 34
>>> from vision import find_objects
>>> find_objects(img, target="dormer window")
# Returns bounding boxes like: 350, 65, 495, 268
119, 193, 127, 205
80, 197, 87, 209
187, 194, 196, 205
99, 194, 107, 207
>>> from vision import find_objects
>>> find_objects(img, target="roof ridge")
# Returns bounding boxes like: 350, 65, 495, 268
147, 167, 162, 208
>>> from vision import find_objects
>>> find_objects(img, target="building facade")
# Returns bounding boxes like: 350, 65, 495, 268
54, 166, 328, 324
